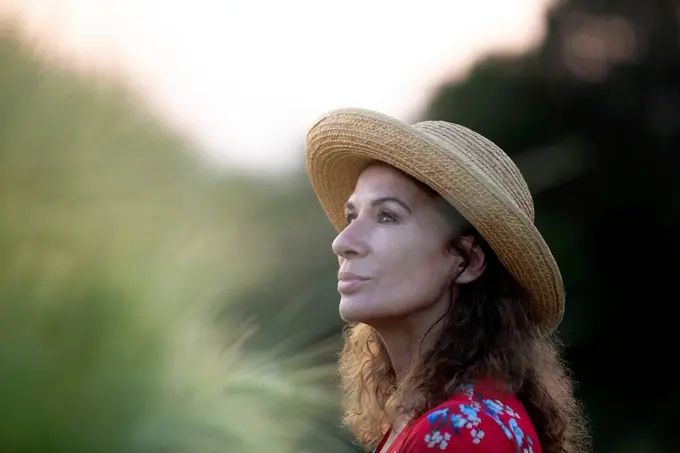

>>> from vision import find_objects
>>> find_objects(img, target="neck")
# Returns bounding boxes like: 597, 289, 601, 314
373, 297, 450, 382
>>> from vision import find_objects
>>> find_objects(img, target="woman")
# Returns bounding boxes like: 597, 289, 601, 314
304, 108, 590, 453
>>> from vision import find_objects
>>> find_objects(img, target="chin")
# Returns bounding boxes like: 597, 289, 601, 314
338, 297, 369, 323
338, 296, 389, 324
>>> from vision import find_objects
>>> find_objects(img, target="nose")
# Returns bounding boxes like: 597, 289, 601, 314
332, 222, 368, 260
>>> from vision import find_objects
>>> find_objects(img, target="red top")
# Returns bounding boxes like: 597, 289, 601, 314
374, 380, 541, 453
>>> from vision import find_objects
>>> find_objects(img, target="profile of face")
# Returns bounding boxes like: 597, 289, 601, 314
332, 164, 486, 325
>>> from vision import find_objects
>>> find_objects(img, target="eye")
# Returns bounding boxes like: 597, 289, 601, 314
345, 212, 357, 224
378, 209, 398, 223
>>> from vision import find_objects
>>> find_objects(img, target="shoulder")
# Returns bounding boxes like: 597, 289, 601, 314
399, 382, 541, 453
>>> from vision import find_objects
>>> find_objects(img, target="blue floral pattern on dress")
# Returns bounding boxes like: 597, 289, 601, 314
421, 383, 535, 452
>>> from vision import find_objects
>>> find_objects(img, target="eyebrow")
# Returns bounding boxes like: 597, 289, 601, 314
345, 196, 412, 213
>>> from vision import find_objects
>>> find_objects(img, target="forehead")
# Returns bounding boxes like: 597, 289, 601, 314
348, 164, 430, 203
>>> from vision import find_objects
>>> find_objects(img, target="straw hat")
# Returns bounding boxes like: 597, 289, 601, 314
305, 108, 564, 334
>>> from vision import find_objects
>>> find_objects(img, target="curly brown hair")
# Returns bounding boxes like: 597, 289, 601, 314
337, 184, 591, 453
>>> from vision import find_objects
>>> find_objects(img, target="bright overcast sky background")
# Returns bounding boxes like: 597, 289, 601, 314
2, 0, 553, 174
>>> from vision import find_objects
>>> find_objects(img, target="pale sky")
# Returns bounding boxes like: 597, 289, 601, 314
3, 0, 553, 174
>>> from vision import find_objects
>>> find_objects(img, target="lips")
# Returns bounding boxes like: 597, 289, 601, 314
337, 272, 369, 294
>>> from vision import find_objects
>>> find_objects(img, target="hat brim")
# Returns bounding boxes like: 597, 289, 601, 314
305, 108, 564, 334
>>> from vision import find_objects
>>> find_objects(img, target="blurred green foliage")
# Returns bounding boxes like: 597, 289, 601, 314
0, 19, 346, 453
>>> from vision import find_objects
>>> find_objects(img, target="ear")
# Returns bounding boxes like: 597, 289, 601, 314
450, 236, 487, 284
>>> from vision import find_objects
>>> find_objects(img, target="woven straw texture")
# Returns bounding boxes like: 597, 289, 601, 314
305, 108, 564, 334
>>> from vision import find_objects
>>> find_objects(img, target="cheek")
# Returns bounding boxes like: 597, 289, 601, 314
378, 244, 450, 308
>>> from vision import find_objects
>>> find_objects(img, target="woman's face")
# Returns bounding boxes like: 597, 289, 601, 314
332, 164, 465, 324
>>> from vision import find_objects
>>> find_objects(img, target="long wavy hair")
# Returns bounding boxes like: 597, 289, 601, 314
337, 174, 591, 453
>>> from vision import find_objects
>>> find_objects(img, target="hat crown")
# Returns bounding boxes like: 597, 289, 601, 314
414, 121, 535, 222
